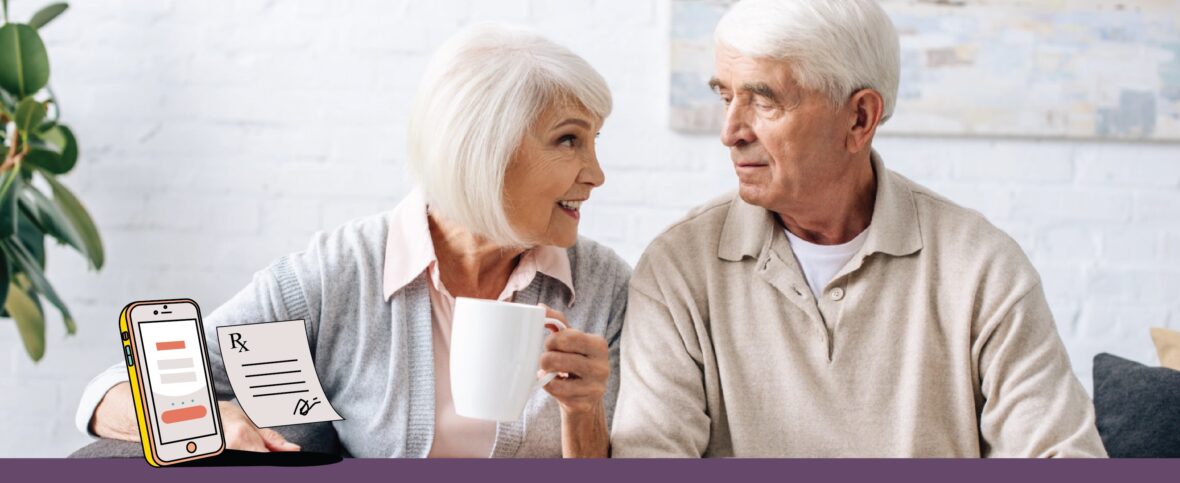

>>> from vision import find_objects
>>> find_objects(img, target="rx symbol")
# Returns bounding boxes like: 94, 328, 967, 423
229, 333, 249, 352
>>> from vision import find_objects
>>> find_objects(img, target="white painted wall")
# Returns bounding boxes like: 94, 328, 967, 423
1, 0, 1176, 456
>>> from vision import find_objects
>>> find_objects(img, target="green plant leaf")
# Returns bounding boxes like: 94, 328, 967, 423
11, 212, 58, 339
50, 125, 75, 167
0, 24, 51, 98
0, 86, 15, 115
22, 181, 83, 256
29, 125, 75, 173
0, 170, 18, 237
16, 203, 46, 268
41, 173, 102, 269
5, 273, 41, 320
37, 118, 56, 133
28, 3, 68, 30
24, 148, 67, 173
5, 238, 72, 335
39, 92, 59, 128
43, 84, 60, 120
14, 97, 46, 136
11, 214, 67, 333
26, 136, 59, 153
6, 278, 45, 361
18, 187, 42, 225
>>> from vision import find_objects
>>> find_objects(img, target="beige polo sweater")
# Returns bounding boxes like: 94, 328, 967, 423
611, 153, 1106, 457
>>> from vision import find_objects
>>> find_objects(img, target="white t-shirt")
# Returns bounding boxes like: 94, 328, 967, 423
784, 226, 870, 298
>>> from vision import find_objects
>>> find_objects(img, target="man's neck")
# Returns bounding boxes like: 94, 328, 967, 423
775, 155, 877, 245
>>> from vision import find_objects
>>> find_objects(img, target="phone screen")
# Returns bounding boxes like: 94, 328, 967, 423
137, 318, 218, 445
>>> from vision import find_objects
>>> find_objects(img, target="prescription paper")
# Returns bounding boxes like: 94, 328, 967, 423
216, 319, 343, 428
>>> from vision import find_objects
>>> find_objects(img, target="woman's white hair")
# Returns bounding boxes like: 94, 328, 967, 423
407, 23, 612, 248
715, 0, 900, 122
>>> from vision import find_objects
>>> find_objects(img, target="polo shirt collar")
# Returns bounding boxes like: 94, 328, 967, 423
718, 150, 923, 261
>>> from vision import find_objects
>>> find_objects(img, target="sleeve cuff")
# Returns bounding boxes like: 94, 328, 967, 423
74, 362, 131, 438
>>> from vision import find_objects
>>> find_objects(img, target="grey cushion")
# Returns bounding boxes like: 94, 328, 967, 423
1092, 353, 1180, 458
70, 439, 142, 458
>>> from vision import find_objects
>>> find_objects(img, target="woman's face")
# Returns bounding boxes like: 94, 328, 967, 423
502, 98, 605, 248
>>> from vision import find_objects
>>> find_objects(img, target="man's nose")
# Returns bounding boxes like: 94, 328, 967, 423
720, 102, 755, 147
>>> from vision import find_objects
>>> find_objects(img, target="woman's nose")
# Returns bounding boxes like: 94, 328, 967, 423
581, 150, 605, 188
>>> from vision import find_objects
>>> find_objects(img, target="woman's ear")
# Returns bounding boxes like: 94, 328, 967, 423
845, 88, 885, 154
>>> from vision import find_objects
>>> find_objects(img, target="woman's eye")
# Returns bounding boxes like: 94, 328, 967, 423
558, 135, 577, 147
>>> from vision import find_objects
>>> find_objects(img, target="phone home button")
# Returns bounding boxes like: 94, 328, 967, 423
186, 442, 197, 453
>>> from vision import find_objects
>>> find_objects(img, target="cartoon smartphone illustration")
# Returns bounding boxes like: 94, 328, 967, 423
120, 299, 225, 466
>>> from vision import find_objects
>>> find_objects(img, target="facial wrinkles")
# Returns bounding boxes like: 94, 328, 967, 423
507, 103, 602, 246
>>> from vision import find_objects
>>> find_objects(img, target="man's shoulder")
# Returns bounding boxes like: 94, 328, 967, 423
893, 171, 1037, 280
649, 191, 737, 250
631, 191, 739, 285
898, 174, 1013, 244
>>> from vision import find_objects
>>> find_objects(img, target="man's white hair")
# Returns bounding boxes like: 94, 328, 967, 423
715, 0, 900, 122
407, 23, 612, 247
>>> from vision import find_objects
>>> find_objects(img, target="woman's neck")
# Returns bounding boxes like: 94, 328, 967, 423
428, 212, 525, 300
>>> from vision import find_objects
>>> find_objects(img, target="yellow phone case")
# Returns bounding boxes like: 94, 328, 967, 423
120, 299, 224, 467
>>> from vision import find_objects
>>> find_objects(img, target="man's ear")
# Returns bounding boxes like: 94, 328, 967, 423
844, 89, 885, 154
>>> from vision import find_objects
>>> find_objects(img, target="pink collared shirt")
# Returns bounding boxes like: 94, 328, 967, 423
382, 190, 576, 458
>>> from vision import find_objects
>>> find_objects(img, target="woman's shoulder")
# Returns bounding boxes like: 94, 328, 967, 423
273, 212, 392, 287
218, 212, 391, 336
311, 212, 392, 259
568, 236, 632, 295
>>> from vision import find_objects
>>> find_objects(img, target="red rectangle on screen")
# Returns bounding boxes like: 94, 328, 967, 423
161, 405, 207, 424
156, 340, 186, 351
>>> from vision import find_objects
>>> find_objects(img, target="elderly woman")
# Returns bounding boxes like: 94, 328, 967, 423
75, 24, 628, 458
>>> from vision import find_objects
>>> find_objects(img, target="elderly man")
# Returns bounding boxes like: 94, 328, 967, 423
610, 0, 1105, 457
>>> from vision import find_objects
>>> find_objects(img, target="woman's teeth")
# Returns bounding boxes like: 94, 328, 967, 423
558, 200, 583, 211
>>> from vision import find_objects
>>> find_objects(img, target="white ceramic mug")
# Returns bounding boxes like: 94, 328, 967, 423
450, 297, 567, 422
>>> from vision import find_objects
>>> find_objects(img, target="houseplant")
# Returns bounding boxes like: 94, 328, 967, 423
0, 1, 103, 361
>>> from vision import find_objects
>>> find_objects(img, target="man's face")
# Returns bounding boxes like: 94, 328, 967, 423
710, 43, 850, 212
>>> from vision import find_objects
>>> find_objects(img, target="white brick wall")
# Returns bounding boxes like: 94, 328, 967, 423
1, 0, 1176, 456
